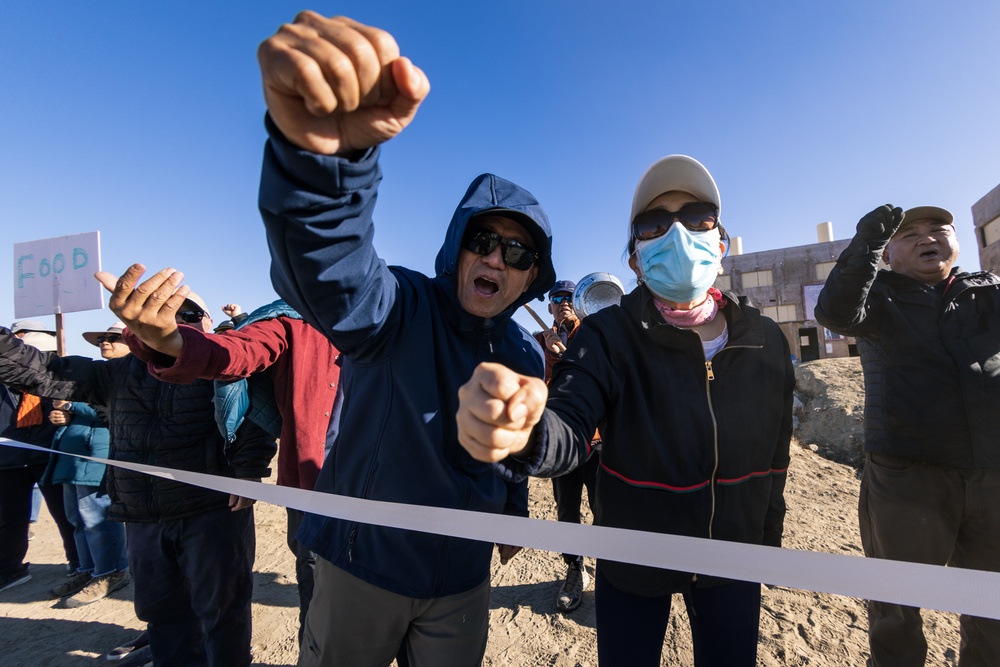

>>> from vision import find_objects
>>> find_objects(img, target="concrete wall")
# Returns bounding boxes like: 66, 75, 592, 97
720, 239, 853, 361
973, 181, 1000, 274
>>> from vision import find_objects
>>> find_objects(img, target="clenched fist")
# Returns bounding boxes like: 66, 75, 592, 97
856, 204, 904, 248
258, 12, 431, 154
456, 362, 548, 463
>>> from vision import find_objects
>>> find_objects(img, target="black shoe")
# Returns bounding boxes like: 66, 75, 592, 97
555, 561, 591, 612
0, 565, 31, 592
106, 631, 149, 661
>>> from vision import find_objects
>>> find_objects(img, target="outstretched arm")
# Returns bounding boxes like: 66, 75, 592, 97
0, 329, 106, 405
815, 204, 903, 335
258, 14, 430, 357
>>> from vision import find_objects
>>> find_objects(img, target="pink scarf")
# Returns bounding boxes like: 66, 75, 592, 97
653, 287, 728, 328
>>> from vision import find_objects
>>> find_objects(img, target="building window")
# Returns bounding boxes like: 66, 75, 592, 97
741, 270, 773, 288
762, 304, 797, 322
715, 274, 732, 291
982, 215, 1000, 248
815, 261, 837, 281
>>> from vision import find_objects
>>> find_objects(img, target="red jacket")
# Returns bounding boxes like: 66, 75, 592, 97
126, 317, 339, 490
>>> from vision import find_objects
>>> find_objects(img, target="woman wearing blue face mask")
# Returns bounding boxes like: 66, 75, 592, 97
457, 155, 795, 667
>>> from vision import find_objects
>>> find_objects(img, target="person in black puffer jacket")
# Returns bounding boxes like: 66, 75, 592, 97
815, 204, 1000, 667
0, 293, 275, 667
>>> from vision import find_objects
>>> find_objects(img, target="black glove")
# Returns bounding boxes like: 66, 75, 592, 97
856, 204, 904, 247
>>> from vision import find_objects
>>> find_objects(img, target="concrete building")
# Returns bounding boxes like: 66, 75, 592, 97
973, 182, 1000, 274
718, 224, 854, 362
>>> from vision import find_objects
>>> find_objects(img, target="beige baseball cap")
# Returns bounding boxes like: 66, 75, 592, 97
630, 155, 721, 223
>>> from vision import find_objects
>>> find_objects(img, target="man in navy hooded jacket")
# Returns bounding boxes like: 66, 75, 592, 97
255, 12, 556, 666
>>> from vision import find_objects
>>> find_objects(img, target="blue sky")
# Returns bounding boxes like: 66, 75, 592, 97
3, 2, 999, 357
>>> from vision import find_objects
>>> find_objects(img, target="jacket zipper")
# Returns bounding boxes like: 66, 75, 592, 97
703, 358, 719, 543
701, 343, 757, 548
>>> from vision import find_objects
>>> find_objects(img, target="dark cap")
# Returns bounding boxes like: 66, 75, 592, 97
549, 280, 577, 298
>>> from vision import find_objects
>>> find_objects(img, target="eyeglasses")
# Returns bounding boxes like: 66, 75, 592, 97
96, 334, 121, 344
550, 295, 572, 305
632, 201, 719, 242
461, 229, 537, 271
177, 310, 206, 324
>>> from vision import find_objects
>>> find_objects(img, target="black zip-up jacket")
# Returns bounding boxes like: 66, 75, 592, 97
499, 287, 794, 596
0, 328, 276, 521
815, 236, 1000, 469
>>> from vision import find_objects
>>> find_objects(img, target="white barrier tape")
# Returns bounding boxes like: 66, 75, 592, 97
4, 437, 999, 620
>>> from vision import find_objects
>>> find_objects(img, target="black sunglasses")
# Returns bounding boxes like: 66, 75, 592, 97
177, 309, 206, 324
550, 295, 572, 305
461, 229, 537, 271
632, 201, 719, 242
96, 334, 121, 344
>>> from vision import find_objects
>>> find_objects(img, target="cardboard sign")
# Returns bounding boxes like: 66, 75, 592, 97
13, 232, 103, 318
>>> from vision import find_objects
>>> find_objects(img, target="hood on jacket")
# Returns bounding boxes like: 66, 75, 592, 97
434, 173, 556, 311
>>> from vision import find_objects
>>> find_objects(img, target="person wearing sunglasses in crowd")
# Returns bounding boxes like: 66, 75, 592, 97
41, 323, 131, 607
252, 12, 555, 666
457, 155, 794, 667
0, 290, 276, 666
533, 280, 602, 613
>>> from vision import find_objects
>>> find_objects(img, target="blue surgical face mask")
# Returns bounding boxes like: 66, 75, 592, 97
635, 222, 722, 303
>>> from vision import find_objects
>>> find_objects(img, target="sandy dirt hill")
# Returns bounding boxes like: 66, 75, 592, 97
0, 358, 964, 666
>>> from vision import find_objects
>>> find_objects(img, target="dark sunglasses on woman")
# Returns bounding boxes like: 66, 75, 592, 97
461, 228, 537, 271
96, 334, 121, 344
632, 201, 719, 242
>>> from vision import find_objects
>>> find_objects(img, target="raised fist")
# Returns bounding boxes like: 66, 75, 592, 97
257, 12, 430, 154
856, 204, 904, 247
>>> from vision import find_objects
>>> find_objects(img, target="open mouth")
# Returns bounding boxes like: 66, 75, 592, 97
474, 277, 499, 296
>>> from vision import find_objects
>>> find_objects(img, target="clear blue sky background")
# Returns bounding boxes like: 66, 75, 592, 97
3, 2, 999, 357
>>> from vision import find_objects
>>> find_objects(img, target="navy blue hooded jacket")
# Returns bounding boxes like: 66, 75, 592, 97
259, 119, 556, 598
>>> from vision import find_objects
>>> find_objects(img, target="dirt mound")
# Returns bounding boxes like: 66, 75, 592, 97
793, 357, 866, 466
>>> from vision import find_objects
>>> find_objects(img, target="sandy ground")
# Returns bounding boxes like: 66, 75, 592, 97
0, 440, 963, 666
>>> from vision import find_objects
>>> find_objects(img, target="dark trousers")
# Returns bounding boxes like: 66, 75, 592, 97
38, 481, 79, 569
127, 506, 255, 667
0, 465, 45, 577
594, 566, 761, 667
0, 464, 77, 575
552, 453, 599, 565
286, 508, 317, 643
860, 453, 1000, 667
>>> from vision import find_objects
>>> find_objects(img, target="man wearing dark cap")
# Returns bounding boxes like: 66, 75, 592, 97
816, 205, 1000, 667
251, 12, 556, 666
533, 280, 601, 612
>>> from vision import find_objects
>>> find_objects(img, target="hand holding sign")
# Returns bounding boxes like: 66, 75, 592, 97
94, 264, 191, 358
